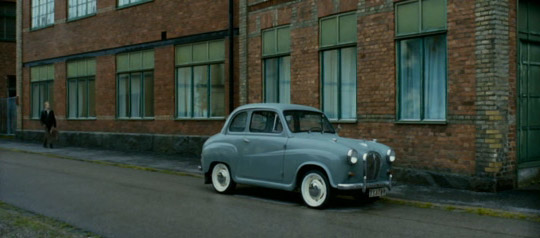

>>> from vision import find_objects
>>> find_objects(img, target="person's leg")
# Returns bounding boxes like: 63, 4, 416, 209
43, 127, 48, 148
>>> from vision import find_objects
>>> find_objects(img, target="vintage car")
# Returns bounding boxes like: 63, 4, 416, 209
201, 103, 395, 208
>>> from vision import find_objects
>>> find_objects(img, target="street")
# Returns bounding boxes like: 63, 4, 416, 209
1, 150, 539, 238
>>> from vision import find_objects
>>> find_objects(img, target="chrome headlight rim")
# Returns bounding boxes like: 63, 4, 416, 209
386, 149, 396, 163
347, 149, 359, 165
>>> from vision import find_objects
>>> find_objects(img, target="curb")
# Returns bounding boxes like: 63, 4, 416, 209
0, 147, 203, 179
381, 197, 540, 223
2, 146, 539, 222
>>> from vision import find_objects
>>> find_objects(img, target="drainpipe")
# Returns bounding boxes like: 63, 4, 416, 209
228, 0, 234, 113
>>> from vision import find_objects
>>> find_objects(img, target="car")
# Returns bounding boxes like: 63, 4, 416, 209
201, 103, 395, 208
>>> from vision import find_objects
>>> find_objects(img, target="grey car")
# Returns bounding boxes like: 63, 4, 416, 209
201, 103, 395, 208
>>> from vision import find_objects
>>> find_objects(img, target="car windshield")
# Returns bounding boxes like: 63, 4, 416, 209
283, 110, 335, 134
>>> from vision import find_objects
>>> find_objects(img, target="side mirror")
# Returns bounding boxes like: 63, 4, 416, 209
336, 124, 342, 134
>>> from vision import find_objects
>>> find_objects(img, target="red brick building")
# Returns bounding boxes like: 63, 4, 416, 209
18, 0, 540, 191
0, 0, 15, 98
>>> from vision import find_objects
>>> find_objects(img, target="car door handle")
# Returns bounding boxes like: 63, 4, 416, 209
243, 138, 250, 143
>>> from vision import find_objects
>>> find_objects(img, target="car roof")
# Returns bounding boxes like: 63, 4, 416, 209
233, 103, 321, 113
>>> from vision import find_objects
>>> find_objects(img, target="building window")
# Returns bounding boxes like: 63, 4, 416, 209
118, 0, 151, 8
175, 40, 225, 119
262, 26, 291, 104
67, 59, 96, 119
31, 0, 54, 29
0, 2, 15, 41
116, 50, 154, 119
320, 13, 357, 120
68, 0, 96, 20
396, 0, 447, 121
31, 65, 54, 119
7, 75, 15, 97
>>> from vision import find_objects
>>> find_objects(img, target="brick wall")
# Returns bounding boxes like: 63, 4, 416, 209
21, 0, 239, 137
240, 0, 518, 190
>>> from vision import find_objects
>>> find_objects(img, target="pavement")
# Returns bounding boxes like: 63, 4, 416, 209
1, 138, 539, 219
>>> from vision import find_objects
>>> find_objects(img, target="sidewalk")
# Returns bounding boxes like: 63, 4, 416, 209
1, 139, 539, 218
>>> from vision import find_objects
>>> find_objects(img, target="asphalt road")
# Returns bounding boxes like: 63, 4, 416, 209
1, 150, 539, 238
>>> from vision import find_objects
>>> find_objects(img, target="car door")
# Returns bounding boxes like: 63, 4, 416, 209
239, 110, 287, 182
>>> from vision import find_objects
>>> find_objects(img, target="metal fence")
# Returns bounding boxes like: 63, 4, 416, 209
0, 97, 17, 135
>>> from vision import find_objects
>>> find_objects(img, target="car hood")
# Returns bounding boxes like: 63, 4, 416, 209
291, 133, 391, 155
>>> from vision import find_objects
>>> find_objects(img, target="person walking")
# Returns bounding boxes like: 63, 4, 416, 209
40, 101, 56, 148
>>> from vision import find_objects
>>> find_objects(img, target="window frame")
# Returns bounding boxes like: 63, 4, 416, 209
30, 81, 54, 120
319, 12, 358, 122
116, 70, 154, 120
248, 110, 284, 134
394, 0, 448, 38
66, 76, 96, 120
0, 2, 15, 41
395, 0, 448, 124
67, 0, 97, 22
31, 0, 55, 30
117, 0, 153, 9
175, 40, 226, 120
262, 25, 291, 104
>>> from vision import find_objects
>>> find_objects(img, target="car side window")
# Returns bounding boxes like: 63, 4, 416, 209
250, 111, 282, 133
229, 112, 247, 132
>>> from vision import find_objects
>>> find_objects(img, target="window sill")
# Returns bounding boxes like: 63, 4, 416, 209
30, 24, 54, 32
67, 13, 97, 23
395, 120, 447, 125
117, 0, 153, 10
117, 117, 155, 121
329, 119, 357, 124
175, 117, 226, 121
66, 117, 97, 121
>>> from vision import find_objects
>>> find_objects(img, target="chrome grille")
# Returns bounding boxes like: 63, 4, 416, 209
366, 151, 381, 180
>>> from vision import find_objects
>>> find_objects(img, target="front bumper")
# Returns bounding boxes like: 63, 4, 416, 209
336, 175, 392, 192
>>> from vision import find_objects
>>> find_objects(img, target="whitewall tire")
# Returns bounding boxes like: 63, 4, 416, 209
300, 170, 331, 208
211, 163, 235, 193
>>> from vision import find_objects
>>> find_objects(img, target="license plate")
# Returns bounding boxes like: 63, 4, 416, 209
369, 188, 387, 198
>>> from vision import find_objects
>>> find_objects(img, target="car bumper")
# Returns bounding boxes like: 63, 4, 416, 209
336, 175, 392, 192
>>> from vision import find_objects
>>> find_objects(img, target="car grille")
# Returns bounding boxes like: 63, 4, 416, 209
366, 151, 381, 180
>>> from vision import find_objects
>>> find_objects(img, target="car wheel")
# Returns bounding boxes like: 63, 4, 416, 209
300, 170, 331, 208
211, 163, 236, 193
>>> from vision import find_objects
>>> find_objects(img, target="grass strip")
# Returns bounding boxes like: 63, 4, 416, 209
0, 201, 101, 238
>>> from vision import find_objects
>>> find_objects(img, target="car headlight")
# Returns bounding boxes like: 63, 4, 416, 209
386, 149, 396, 163
347, 149, 359, 165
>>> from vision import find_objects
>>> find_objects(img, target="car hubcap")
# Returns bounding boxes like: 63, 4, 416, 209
302, 173, 327, 207
212, 164, 230, 192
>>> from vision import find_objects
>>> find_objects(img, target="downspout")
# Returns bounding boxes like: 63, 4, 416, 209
16, 0, 22, 134
228, 0, 234, 113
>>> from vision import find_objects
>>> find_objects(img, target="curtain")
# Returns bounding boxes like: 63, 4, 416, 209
264, 58, 278, 103
67, 81, 77, 118
399, 38, 422, 120
210, 64, 225, 117
323, 49, 339, 119
341, 47, 356, 120
118, 74, 129, 117
88, 80, 95, 117
193, 66, 208, 117
279, 56, 291, 104
177, 67, 191, 118
130, 73, 141, 117
77, 79, 87, 117
32, 84, 39, 118
424, 35, 446, 120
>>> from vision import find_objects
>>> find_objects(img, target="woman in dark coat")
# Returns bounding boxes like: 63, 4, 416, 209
40, 101, 56, 148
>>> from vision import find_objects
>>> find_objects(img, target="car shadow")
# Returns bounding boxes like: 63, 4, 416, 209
230, 185, 383, 211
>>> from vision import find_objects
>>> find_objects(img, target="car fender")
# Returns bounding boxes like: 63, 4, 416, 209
294, 161, 338, 189
201, 142, 238, 174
